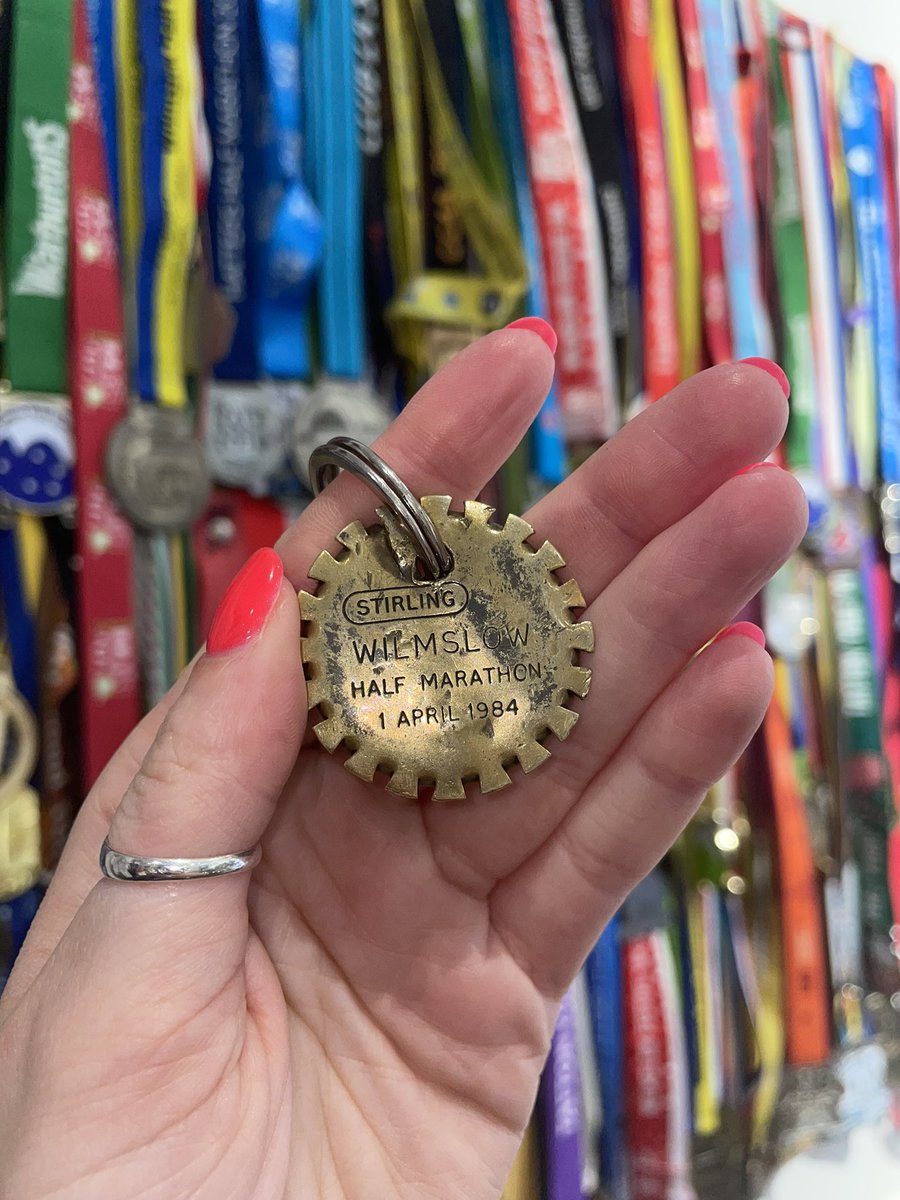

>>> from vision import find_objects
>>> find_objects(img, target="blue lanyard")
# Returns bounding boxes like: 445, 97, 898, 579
842, 59, 900, 487
697, 0, 770, 360
483, 0, 565, 485
586, 917, 626, 1200
309, 0, 364, 378
251, 0, 323, 380
0, 527, 38, 715
200, 0, 258, 380
134, 0, 179, 404
86, 0, 120, 237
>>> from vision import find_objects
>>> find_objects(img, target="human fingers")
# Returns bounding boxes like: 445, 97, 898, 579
425, 467, 805, 889
1, 661, 198, 1009
526, 360, 789, 600
490, 628, 774, 996
4, 549, 302, 1024
277, 324, 557, 590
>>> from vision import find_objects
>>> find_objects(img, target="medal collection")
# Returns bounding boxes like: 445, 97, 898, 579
1, 0, 899, 1194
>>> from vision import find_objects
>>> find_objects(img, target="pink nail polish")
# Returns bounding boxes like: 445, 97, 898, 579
207, 548, 284, 654
739, 356, 790, 398
712, 621, 767, 649
506, 316, 558, 355
733, 461, 781, 478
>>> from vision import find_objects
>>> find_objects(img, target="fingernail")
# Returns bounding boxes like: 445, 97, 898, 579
733, 461, 781, 478
739, 356, 790, 398
506, 316, 558, 355
207, 548, 284, 654
712, 621, 767, 649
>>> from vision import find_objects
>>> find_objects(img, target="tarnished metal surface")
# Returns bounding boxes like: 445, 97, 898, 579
299, 496, 593, 799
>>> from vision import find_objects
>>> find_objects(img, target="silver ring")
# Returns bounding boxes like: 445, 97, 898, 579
308, 436, 453, 580
99, 837, 261, 882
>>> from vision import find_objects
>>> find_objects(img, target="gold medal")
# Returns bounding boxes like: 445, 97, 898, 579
299, 438, 593, 799
0, 649, 38, 811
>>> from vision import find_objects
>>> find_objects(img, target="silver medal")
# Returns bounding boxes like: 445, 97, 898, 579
291, 378, 391, 490
105, 406, 211, 531
206, 380, 300, 492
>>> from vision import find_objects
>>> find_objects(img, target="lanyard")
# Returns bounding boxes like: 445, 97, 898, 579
0, 526, 39, 714
3, 0, 72, 394
134, 0, 197, 407
572, 970, 603, 1197
586, 916, 627, 1200
113, 0, 141, 360
355, 0, 397, 380
592, 0, 644, 404
542, 986, 585, 1200
69, 0, 140, 788
875, 66, 900, 318
764, 678, 831, 1067
309, 0, 364, 379
768, 34, 817, 473
85, 0, 120, 235
481, 0, 565, 486
842, 60, 900, 490
826, 565, 897, 995
253, 0, 322, 381
781, 16, 854, 489
616, 0, 679, 404
385, 0, 528, 374
500, 1118, 540, 1200
696, 0, 771, 363
674, 0, 731, 366
200, 0, 258, 381
507, 0, 615, 439
0, 0, 12, 209
550, 0, 631, 415
651, 0, 701, 382
620, 872, 692, 1200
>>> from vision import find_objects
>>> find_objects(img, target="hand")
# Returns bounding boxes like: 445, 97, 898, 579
0, 332, 805, 1200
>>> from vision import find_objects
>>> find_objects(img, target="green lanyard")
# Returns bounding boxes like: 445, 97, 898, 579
3, 0, 72, 393
827, 564, 896, 994
768, 36, 816, 473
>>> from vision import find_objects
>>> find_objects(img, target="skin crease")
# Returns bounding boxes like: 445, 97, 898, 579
0, 333, 807, 1200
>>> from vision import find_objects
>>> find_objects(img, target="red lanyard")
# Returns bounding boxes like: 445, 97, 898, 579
191, 489, 287, 641
615, 0, 679, 400
506, 0, 618, 441
69, 0, 140, 787
676, 0, 732, 364
623, 930, 691, 1199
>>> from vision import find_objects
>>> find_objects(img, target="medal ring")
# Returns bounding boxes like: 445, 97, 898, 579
308, 437, 453, 581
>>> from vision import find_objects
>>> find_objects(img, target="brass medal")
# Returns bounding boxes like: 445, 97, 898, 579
299, 445, 593, 799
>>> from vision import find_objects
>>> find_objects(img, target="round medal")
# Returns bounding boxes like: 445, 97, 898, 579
206, 381, 297, 492
299, 440, 593, 799
105, 406, 212, 531
291, 379, 392, 490
0, 396, 74, 514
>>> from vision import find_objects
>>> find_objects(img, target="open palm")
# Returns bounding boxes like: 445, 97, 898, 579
0, 331, 805, 1199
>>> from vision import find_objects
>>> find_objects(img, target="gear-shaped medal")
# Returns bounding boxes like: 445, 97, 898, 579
298, 438, 593, 799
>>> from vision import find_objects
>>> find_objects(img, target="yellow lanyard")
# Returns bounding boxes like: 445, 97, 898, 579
500, 1116, 540, 1200
114, 0, 141, 345
383, 0, 528, 374
652, 0, 701, 380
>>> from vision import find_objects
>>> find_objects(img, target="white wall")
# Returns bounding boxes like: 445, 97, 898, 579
782, 0, 900, 75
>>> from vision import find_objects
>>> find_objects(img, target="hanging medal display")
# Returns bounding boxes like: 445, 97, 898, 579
298, 438, 593, 798
1, 0, 74, 517
104, 0, 211, 536
290, 0, 390, 490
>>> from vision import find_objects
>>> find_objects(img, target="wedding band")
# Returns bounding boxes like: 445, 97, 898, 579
99, 837, 262, 882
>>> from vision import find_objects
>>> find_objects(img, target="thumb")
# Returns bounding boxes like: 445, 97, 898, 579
0, 550, 303, 1179
104, 546, 303, 865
